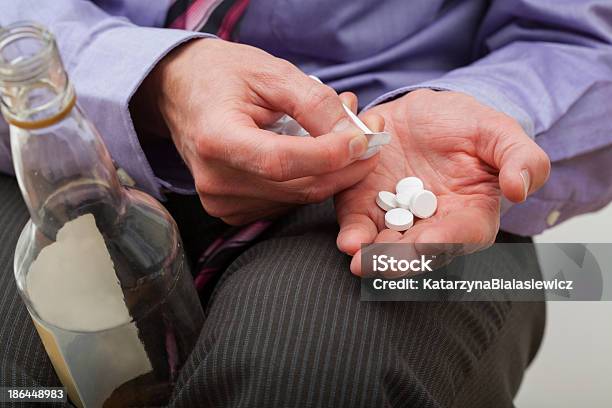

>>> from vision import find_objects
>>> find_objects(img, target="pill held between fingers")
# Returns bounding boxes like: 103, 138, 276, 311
365, 132, 392, 148
385, 208, 414, 232
266, 114, 310, 136
342, 104, 372, 134
284, 119, 310, 136
410, 190, 437, 219
396, 177, 424, 194
376, 191, 398, 211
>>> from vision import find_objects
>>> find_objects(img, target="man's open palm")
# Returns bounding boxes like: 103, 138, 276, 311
335, 90, 550, 275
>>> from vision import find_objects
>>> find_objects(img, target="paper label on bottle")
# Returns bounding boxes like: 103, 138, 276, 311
25, 214, 153, 407
26, 213, 131, 332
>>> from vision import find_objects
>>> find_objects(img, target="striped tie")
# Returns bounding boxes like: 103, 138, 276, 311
163, 0, 272, 293
165, 0, 251, 40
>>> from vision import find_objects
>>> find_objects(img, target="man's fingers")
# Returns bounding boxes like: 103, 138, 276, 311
478, 115, 551, 203
349, 199, 498, 276
336, 213, 378, 256
407, 204, 498, 252
199, 194, 282, 220
497, 140, 551, 203
349, 229, 403, 275
340, 91, 387, 138
360, 111, 385, 133
275, 157, 377, 203
340, 92, 358, 114
196, 156, 377, 205
254, 66, 361, 136
199, 192, 292, 225
335, 110, 387, 257
206, 126, 368, 181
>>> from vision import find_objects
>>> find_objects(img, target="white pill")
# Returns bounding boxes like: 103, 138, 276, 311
266, 114, 309, 136
396, 177, 424, 194
385, 208, 414, 231
395, 189, 420, 210
410, 190, 437, 219
365, 132, 392, 147
376, 191, 398, 211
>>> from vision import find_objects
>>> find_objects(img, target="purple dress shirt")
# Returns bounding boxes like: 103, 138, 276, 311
1, 0, 611, 236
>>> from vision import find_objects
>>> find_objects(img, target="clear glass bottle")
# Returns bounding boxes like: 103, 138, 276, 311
0, 23, 204, 407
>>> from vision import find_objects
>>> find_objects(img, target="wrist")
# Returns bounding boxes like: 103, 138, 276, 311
130, 37, 213, 141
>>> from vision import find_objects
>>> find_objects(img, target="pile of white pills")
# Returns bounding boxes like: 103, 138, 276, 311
376, 177, 438, 232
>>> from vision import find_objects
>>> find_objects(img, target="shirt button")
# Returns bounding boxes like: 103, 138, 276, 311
546, 210, 561, 226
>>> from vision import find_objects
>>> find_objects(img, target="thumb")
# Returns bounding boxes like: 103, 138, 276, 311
478, 115, 551, 203
335, 114, 386, 255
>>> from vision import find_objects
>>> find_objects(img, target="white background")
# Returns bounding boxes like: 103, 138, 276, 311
515, 204, 612, 407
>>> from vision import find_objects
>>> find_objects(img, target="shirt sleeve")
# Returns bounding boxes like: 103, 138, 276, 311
365, 0, 612, 235
0, 0, 212, 199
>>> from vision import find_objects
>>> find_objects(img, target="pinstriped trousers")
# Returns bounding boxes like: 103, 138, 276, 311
0, 174, 545, 408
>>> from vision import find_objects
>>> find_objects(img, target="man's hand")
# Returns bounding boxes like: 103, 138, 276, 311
335, 90, 551, 275
133, 38, 375, 225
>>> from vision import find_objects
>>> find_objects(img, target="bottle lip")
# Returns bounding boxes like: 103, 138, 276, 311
0, 21, 55, 83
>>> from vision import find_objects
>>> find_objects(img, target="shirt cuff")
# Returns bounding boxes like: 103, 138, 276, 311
142, 138, 197, 195
70, 26, 214, 200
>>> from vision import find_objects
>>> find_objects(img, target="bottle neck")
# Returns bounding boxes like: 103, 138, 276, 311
0, 24, 73, 126
0, 23, 124, 237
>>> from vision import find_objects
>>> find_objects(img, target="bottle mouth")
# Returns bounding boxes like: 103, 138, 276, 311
0, 22, 55, 84
0, 22, 74, 129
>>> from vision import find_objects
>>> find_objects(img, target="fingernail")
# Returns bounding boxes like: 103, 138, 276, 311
520, 169, 531, 199
334, 118, 354, 133
359, 146, 380, 160
349, 134, 368, 159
